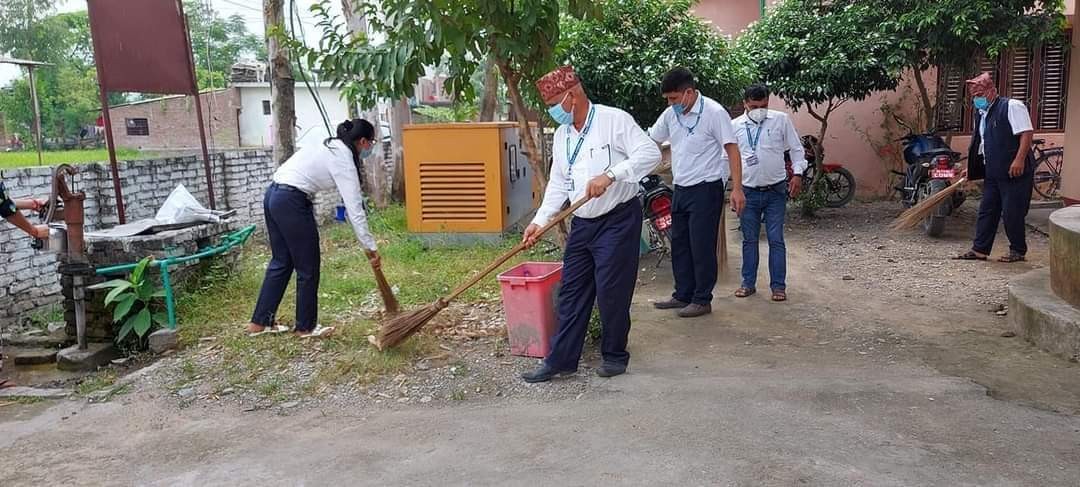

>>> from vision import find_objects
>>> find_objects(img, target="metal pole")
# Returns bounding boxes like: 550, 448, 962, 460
27, 66, 44, 166
192, 93, 218, 210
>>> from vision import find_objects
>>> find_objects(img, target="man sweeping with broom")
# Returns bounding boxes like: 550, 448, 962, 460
519, 65, 661, 383
953, 72, 1036, 264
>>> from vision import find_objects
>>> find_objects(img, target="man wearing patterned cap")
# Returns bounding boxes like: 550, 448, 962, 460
520, 65, 661, 382
954, 72, 1035, 263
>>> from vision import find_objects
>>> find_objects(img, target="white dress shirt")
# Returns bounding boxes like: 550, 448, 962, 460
648, 92, 737, 187
732, 109, 806, 188
977, 98, 1033, 155
273, 139, 378, 251
531, 103, 662, 227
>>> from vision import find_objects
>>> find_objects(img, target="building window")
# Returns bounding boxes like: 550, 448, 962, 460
125, 118, 149, 136
937, 32, 1071, 133
262, 100, 271, 115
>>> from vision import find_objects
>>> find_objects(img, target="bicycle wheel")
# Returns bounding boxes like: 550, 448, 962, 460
1033, 149, 1063, 200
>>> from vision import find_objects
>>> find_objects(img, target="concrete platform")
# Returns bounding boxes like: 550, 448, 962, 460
1050, 205, 1080, 307
1009, 268, 1080, 362
56, 342, 119, 372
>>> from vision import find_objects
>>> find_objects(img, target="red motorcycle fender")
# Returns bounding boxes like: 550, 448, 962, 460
821, 163, 844, 172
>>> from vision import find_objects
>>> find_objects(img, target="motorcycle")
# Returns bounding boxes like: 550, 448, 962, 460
639, 174, 673, 263
891, 120, 966, 237
785, 135, 856, 208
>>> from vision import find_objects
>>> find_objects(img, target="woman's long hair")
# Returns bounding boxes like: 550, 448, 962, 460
326, 118, 375, 182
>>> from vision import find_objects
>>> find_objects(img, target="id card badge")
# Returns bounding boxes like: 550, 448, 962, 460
745, 152, 760, 167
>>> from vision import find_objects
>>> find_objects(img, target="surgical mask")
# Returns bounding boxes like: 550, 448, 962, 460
671, 90, 692, 115
547, 94, 573, 126
747, 108, 768, 123
359, 143, 373, 159
973, 96, 989, 111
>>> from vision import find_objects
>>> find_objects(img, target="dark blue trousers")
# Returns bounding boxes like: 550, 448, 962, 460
973, 175, 1033, 256
544, 199, 642, 371
670, 180, 724, 305
251, 183, 321, 332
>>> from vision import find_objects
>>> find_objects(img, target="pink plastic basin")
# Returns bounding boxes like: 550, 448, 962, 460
496, 262, 563, 358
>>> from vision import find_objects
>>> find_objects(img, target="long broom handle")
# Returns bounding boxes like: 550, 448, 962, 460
371, 263, 400, 314
445, 196, 593, 302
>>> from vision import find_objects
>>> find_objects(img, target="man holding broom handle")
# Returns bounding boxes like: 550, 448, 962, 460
648, 68, 745, 317
954, 72, 1035, 264
520, 65, 661, 383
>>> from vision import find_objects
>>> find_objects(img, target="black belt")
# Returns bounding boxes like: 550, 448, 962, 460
743, 180, 786, 192
271, 182, 311, 200
574, 197, 638, 222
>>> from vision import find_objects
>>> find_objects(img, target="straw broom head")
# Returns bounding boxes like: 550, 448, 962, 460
889, 178, 966, 231
372, 299, 448, 350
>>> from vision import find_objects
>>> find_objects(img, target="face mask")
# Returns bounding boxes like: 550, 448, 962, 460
973, 96, 989, 111
747, 108, 768, 123
359, 142, 373, 159
547, 93, 574, 126
671, 90, 692, 115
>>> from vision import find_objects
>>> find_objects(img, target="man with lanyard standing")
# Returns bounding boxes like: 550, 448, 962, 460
954, 72, 1036, 263
732, 84, 805, 302
648, 67, 745, 318
520, 65, 661, 383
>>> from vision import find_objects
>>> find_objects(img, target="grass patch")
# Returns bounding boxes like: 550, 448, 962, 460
76, 370, 119, 396
172, 204, 556, 399
0, 148, 141, 169
3, 396, 46, 405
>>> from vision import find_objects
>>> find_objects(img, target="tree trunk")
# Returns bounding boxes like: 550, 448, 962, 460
341, 0, 387, 207
912, 67, 935, 132
478, 55, 499, 122
264, 0, 295, 165
390, 97, 410, 202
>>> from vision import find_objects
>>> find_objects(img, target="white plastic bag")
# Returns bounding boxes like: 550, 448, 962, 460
155, 184, 219, 224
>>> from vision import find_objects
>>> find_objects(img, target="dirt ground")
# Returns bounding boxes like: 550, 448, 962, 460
2, 200, 1079, 486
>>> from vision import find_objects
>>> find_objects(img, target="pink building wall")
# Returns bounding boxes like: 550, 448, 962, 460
694, 0, 1072, 198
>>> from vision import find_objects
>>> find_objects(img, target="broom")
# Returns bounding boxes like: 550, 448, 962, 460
889, 177, 967, 230
371, 263, 400, 315
373, 196, 593, 350
717, 202, 728, 274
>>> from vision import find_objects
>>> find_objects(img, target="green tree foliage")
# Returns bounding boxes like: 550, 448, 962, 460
184, 0, 267, 91
557, 0, 755, 127
289, 0, 600, 192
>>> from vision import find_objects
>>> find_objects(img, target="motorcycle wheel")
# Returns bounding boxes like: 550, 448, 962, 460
920, 180, 949, 238
823, 167, 856, 208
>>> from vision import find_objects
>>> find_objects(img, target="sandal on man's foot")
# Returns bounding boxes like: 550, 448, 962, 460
998, 252, 1026, 263
771, 289, 787, 302
247, 324, 290, 337
953, 251, 987, 261
735, 287, 756, 298
296, 325, 335, 339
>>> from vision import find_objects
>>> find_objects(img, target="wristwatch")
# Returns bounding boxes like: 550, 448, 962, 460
604, 169, 616, 181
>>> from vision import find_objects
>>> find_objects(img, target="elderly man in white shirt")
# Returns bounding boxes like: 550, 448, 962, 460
732, 83, 805, 302
520, 65, 661, 383
648, 67, 746, 318
247, 119, 381, 338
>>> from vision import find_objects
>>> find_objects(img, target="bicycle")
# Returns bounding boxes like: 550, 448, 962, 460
1031, 138, 1064, 200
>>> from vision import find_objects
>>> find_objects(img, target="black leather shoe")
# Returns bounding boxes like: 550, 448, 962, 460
678, 303, 712, 318
521, 364, 574, 383
596, 363, 627, 378
653, 298, 689, 310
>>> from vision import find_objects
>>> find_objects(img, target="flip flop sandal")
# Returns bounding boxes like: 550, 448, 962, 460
735, 287, 756, 298
998, 253, 1026, 263
953, 251, 987, 261
247, 324, 290, 337
0, 379, 15, 390
771, 290, 787, 302
297, 325, 335, 339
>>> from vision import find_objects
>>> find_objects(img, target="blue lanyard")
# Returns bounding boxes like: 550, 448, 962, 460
674, 92, 704, 135
745, 122, 765, 152
566, 104, 597, 172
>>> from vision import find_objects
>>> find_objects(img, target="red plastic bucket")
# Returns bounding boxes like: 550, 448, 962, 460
496, 262, 563, 358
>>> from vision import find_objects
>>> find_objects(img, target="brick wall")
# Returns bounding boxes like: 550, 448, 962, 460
0, 150, 340, 328
108, 88, 242, 151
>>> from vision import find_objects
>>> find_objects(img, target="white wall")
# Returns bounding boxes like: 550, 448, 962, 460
237, 85, 352, 149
